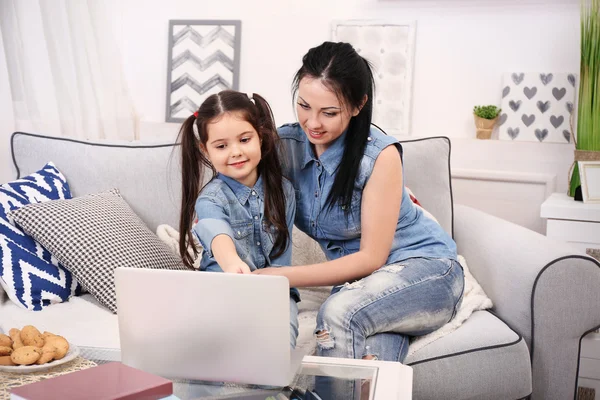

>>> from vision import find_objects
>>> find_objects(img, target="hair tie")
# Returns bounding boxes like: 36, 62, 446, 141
192, 111, 200, 141
247, 93, 255, 105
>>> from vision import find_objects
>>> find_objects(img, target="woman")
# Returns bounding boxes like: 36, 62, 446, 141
255, 41, 464, 398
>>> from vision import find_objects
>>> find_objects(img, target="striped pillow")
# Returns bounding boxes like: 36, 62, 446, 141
0, 163, 81, 310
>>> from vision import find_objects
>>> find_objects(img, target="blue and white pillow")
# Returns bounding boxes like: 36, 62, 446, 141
0, 162, 81, 310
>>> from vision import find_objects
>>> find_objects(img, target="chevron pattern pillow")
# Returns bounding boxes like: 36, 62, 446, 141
10, 189, 188, 313
0, 162, 81, 310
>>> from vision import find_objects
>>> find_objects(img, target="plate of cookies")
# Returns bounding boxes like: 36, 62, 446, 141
0, 325, 79, 372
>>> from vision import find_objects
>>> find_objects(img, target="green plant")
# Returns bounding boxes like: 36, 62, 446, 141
570, 0, 600, 197
473, 105, 501, 120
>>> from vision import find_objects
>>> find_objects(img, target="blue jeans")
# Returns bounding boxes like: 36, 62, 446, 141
289, 297, 299, 349
314, 257, 464, 399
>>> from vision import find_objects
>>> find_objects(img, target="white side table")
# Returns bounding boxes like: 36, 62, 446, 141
541, 192, 600, 394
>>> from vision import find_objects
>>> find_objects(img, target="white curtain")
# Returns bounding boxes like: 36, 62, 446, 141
0, 0, 138, 143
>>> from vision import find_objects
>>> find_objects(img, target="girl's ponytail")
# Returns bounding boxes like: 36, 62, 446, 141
178, 114, 204, 269
251, 93, 290, 258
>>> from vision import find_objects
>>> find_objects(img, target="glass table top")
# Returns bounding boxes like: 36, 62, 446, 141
79, 346, 379, 400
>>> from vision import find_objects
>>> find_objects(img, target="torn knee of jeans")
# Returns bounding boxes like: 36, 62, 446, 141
375, 264, 405, 274
362, 346, 378, 360
342, 280, 363, 290
315, 327, 335, 349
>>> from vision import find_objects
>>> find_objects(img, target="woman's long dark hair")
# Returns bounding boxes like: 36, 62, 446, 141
292, 41, 375, 212
177, 90, 289, 268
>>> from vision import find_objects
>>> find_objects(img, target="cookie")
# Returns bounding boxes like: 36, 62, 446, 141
10, 346, 41, 365
36, 343, 57, 365
0, 346, 12, 356
0, 355, 16, 366
42, 331, 56, 340
0, 334, 12, 348
20, 325, 44, 348
8, 329, 24, 349
44, 335, 69, 360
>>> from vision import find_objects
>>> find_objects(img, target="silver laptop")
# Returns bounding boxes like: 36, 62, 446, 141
114, 268, 304, 387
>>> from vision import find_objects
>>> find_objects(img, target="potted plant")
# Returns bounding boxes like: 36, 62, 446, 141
569, 0, 600, 198
473, 105, 501, 139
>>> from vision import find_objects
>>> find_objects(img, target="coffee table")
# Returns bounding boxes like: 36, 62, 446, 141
79, 346, 412, 399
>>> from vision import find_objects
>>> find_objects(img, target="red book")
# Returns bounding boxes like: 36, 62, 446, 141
10, 362, 173, 400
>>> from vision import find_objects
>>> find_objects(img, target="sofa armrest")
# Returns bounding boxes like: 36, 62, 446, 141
454, 204, 600, 400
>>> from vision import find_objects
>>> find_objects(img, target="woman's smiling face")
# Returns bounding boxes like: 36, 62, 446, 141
296, 77, 360, 157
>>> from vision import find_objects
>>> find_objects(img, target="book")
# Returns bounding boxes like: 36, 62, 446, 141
10, 362, 173, 400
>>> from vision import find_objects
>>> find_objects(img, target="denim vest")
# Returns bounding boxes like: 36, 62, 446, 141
193, 173, 299, 300
278, 123, 457, 265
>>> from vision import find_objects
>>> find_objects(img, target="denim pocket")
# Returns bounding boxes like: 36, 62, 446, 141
230, 221, 252, 258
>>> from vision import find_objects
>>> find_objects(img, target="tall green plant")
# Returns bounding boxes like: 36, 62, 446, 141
570, 0, 600, 196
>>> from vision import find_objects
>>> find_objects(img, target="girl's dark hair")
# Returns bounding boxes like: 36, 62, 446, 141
177, 90, 289, 268
292, 41, 375, 212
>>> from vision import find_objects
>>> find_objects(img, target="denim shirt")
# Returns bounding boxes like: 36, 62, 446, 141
278, 123, 457, 265
193, 173, 299, 301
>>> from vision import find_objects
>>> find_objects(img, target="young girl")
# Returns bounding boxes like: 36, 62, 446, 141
177, 90, 299, 348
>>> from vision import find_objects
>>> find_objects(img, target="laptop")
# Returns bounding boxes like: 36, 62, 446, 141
114, 268, 304, 387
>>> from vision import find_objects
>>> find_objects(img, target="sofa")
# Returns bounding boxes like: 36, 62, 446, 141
2, 131, 599, 400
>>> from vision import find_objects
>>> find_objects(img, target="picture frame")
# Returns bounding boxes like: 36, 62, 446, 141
578, 161, 600, 204
331, 20, 416, 137
498, 72, 577, 143
165, 20, 241, 122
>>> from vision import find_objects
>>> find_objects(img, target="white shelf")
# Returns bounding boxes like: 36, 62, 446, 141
540, 193, 600, 223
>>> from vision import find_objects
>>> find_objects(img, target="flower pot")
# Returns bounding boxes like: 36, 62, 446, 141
473, 114, 498, 140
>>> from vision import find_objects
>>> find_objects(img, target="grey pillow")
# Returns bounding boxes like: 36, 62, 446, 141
9, 189, 188, 313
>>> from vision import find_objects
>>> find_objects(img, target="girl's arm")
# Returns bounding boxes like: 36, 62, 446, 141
254, 145, 403, 287
195, 197, 251, 274
211, 235, 251, 274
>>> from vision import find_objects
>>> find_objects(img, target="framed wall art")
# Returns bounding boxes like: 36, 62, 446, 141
498, 72, 577, 143
331, 20, 416, 137
165, 20, 241, 122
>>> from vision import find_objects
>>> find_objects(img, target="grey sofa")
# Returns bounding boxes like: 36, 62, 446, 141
2, 131, 599, 399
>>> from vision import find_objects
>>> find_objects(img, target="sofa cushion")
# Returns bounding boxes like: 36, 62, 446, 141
398, 136, 453, 237
10, 132, 453, 237
10, 132, 181, 233
0, 292, 119, 349
0, 162, 81, 310
405, 310, 532, 399
9, 189, 188, 313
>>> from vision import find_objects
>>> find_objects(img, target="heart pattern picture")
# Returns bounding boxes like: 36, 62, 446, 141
500, 72, 576, 142
524, 86, 537, 99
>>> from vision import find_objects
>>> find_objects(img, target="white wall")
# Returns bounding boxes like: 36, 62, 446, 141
110, 0, 579, 233
114, 0, 580, 138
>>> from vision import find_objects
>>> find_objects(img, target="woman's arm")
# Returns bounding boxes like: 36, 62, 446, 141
254, 145, 403, 287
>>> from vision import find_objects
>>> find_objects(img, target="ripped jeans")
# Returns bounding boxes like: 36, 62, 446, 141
314, 257, 464, 400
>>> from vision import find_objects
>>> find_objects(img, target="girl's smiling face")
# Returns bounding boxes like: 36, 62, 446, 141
203, 111, 262, 187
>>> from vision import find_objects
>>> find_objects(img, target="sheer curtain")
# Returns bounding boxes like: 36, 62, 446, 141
0, 0, 138, 146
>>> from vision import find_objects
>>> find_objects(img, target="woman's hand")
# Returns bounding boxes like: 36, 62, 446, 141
252, 267, 287, 276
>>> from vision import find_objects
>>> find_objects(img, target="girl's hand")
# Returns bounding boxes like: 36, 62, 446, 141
222, 261, 252, 274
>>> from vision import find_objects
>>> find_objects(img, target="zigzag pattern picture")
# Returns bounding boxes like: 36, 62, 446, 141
166, 20, 241, 122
